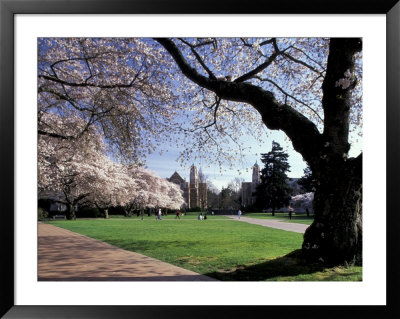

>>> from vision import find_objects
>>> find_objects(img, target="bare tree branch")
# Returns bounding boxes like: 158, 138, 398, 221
234, 38, 278, 83
281, 51, 323, 75
255, 76, 323, 122
178, 38, 217, 80
154, 37, 322, 166
38, 74, 141, 89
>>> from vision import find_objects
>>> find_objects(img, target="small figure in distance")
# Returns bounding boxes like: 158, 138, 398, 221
175, 210, 181, 219
238, 209, 242, 219
288, 206, 294, 220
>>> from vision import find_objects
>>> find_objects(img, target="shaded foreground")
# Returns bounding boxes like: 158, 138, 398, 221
205, 250, 361, 281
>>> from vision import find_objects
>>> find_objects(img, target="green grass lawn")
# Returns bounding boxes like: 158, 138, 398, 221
243, 212, 314, 225
108, 213, 230, 220
47, 218, 361, 281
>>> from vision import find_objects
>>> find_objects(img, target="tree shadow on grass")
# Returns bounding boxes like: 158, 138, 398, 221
204, 250, 357, 281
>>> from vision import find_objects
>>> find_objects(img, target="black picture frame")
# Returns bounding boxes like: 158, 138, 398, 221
1, 0, 399, 318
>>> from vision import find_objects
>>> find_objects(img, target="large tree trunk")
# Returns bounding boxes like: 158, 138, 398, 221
66, 203, 76, 220
303, 156, 362, 265
301, 38, 363, 266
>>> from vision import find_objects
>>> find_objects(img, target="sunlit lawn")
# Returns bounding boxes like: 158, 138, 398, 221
47, 218, 361, 281
108, 213, 229, 220
243, 212, 314, 225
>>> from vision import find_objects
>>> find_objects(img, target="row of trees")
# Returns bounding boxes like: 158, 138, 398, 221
38, 114, 184, 220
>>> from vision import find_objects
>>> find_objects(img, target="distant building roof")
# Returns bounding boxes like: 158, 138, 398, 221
168, 171, 185, 184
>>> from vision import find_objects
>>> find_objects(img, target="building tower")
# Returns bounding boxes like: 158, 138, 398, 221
190, 164, 198, 188
251, 161, 261, 194
189, 164, 199, 207
168, 166, 207, 209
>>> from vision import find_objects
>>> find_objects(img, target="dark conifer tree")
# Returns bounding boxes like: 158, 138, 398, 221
298, 165, 315, 193
255, 141, 292, 216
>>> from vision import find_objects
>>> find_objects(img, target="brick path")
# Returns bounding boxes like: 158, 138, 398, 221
38, 223, 217, 281
224, 216, 309, 233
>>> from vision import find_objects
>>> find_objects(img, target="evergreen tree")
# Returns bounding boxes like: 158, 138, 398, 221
255, 141, 292, 216
298, 165, 315, 193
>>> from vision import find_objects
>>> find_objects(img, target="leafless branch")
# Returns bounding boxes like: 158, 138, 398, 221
179, 38, 217, 80
255, 76, 323, 122
234, 39, 278, 83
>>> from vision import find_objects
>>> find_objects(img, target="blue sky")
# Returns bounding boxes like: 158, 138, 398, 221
145, 127, 362, 191
145, 121, 362, 190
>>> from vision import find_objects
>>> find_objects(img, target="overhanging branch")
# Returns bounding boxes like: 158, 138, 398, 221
155, 38, 322, 165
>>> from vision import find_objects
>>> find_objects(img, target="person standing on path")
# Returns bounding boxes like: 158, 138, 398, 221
158, 208, 162, 220
288, 206, 294, 220
238, 209, 242, 219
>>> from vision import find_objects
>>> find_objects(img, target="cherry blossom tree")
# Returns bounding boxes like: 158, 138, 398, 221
38, 114, 107, 219
155, 38, 362, 265
126, 166, 184, 211
38, 38, 181, 164
87, 159, 137, 219
290, 192, 314, 213
38, 114, 184, 219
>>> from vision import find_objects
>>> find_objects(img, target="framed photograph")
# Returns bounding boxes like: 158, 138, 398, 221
1, 0, 399, 318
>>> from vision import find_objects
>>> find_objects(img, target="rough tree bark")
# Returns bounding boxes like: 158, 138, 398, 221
303, 38, 363, 265
303, 155, 362, 265
155, 37, 362, 266
66, 203, 76, 220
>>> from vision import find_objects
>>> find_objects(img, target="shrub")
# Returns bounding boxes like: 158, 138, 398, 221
185, 206, 203, 213
76, 207, 103, 218
108, 205, 125, 215
38, 207, 48, 220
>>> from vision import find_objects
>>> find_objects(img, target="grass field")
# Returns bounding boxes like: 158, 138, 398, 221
47, 217, 361, 281
107, 213, 230, 220
243, 212, 314, 225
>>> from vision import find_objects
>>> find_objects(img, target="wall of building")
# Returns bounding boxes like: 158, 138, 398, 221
168, 165, 207, 209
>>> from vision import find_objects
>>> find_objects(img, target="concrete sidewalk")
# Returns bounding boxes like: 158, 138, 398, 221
225, 216, 309, 233
38, 223, 217, 281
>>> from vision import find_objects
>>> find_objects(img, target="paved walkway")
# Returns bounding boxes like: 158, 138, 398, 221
38, 223, 217, 281
224, 216, 309, 233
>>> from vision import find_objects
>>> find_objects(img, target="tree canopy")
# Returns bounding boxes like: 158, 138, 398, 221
38, 38, 362, 169
38, 113, 184, 219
